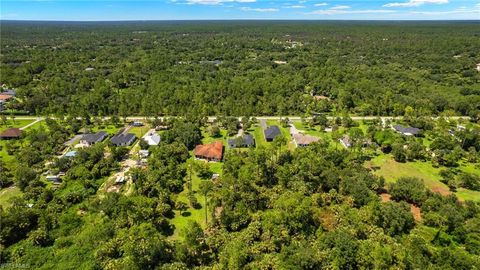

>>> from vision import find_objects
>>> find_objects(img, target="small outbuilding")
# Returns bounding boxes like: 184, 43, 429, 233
339, 135, 352, 148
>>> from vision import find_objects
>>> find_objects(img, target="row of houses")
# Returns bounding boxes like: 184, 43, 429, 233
75, 130, 139, 147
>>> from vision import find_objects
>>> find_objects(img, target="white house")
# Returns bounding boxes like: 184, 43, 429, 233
142, 131, 161, 146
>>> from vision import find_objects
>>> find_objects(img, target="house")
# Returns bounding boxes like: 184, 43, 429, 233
2, 89, 16, 96
142, 131, 161, 146
264, 126, 281, 142
138, 149, 149, 158
228, 134, 255, 148
476, 63, 480, 72
130, 121, 144, 127
0, 128, 22, 139
110, 133, 136, 146
293, 133, 320, 147
392, 125, 421, 136
194, 141, 223, 162
46, 175, 61, 183
155, 125, 169, 131
64, 151, 78, 158
80, 131, 108, 146
0, 94, 13, 102
339, 135, 352, 148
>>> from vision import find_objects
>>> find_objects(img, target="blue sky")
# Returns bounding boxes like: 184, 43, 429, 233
1, 0, 479, 20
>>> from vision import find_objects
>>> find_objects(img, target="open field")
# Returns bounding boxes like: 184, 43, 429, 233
367, 154, 480, 202
0, 186, 22, 208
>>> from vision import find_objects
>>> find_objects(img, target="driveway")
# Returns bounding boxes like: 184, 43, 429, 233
259, 119, 267, 130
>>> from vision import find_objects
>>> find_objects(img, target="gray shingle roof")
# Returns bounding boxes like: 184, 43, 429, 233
393, 125, 421, 135
110, 133, 136, 146
228, 134, 255, 148
81, 131, 108, 144
264, 126, 281, 140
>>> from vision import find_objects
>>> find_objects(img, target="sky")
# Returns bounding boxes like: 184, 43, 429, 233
1, 0, 479, 21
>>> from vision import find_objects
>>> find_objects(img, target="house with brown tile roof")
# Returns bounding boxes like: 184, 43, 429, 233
0, 94, 13, 102
194, 141, 223, 162
0, 128, 22, 139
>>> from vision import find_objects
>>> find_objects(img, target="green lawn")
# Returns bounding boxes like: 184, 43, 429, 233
25, 120, 47, 131
367, 154, 480, 202
169, 158, 221, 239
0, 119, 34, 132
0, 186, 22, 208
201, 127, 228, 145
92, 124, 121, 135
250, 125, 268, 148
128, 125, 150, 139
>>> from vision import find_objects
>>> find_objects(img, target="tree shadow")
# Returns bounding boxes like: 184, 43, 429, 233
181, 211, 191, 217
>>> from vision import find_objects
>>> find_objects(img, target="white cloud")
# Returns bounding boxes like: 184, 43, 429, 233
330, 5, 350, 9
383, 0, 448, 8
285, 5, 306, 8
314, 3, 328, 7
186, 0, 255, 5
310, 5, 395, 15
240, 7, 279, 12
410, 4, 480, 14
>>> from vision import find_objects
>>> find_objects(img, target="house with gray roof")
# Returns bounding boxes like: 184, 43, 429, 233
392, 125, 421, 136
80, 131, 108, 146
264, 126, 281, 142
110, 133, 136, 146
228, 134, 255, 148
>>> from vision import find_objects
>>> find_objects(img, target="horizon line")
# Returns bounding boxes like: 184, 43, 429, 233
2, 19, 480, 22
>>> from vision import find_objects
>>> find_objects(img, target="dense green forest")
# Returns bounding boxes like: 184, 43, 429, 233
1, 21, 480, 117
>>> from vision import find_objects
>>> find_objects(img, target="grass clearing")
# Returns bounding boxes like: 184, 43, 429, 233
367, 154, 480, 202
128, 125, 150, 139
169, 158, 222, 239
0, 186, 22, 208
0, 119, 34, 132
250, 125, 268, 148
92, 124, 121, 135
